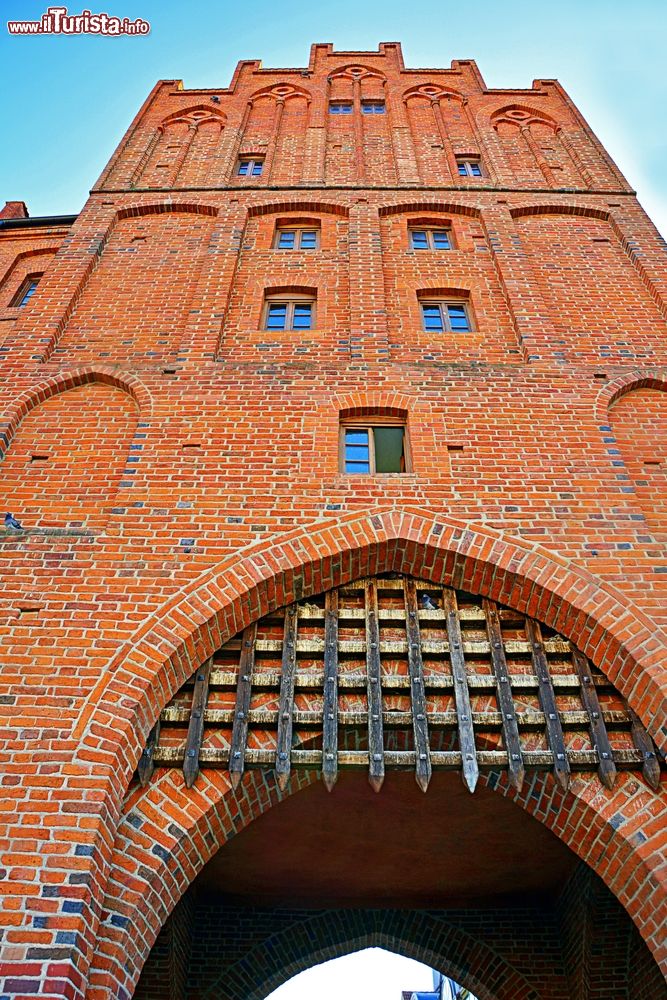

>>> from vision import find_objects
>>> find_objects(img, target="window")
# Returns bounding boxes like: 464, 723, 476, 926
341, 423, 407, 474
409, 229, 452, 250
11, 275, 42, 308
329, 102, 353, 114
237, 157, 264, 177
361, 100, 386, 114
274, 227, 320, 250
421, 301, 472, 333
456, 158, 483, 177
263, 294, 315, 331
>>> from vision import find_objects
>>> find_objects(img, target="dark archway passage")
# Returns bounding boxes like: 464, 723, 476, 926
134, 773, 666, 1000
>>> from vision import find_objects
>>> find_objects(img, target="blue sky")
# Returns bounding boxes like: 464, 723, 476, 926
1, 0, 666, 236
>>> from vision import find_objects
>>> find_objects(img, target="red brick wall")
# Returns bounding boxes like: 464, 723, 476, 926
0, 42, 665, 1000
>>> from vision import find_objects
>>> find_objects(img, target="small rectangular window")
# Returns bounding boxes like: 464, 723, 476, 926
274, 227, 320, 250
264, 297, 315, 331
361, 101, 386, 114
456, 158, 483, 177
341, 424, 407, 474
409, 229, 452, 250
420, 301, 472, 333
11, 275, 42, 308
329, 102, 353, 114
237, 157, 264, 177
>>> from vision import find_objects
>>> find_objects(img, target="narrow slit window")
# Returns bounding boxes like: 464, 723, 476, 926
341, 423, 407, 474
420, 301, 472, 333
11, 275, 42, 307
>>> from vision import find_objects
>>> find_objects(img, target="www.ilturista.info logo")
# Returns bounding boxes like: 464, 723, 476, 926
7, 6, 150, 34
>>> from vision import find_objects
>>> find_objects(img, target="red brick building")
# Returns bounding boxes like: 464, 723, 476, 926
0, 42, 665, 1000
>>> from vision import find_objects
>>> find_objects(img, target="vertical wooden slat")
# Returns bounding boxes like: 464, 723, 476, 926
275, 604, 299, 790
322, 589, 339, 792
404, 579, 432, 792
442, 587, 479, 793
483, 599, 524, 792
137, 719, 161, 787
365, 579, 385, 792
182, 659, 212, 789
525, 619, 570, 791
571, 648, 617, 790
229, 623, 257, 790
628, 708, 661, 790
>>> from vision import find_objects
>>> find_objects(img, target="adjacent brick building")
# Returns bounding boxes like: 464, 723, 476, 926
0, 42, 665, 1000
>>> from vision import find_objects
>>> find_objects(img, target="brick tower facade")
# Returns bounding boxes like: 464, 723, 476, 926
0, 43, 665, 1000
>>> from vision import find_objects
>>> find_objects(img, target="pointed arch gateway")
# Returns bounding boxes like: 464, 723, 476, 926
81, 510, 667, 999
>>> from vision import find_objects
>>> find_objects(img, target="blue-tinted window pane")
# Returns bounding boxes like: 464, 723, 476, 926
18, 280, 39, 306
422, 305, 444, 331
266, 304, 287, 329
300, 231, 318, 249
410, 230, 429, 249
470, 162, 482, 176
238, 161, 249, 175
292, 304, 312, 330
251, 161, 263, 176
447, 305, 470, 331
330, 102, 352, 114
278, 231, 295, 249
457, 163, 467, 176
345, 429, 370, 473
361, 102, 385, 114
345, 444, 370, 461
432, 230, 451, 249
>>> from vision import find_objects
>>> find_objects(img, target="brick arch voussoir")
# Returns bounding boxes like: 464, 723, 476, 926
247, 199, 349, 219
0, 366, 150, 460
207, 910, 536, 1000
509, 203, 612, 223
115, 200, 219, 222
379, 200, 481, 220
